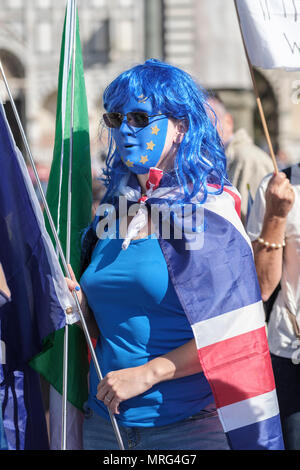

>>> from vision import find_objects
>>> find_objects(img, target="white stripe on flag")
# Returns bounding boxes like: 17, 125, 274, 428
203, 190, 252, 248
49, 385, 84, 449
217, 389, 280, 433
13, 140, 78, 324
57, 0, 76, 239
192, 301, 265, 349
0, 340, 5, 365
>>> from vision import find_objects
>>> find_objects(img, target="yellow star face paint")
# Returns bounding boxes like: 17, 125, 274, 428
140, 155, 149, 164
125, 159, 134, 167
146, 141, 155, 151
151, 125, 160, 135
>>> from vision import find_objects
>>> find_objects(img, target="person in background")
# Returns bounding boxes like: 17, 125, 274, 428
208, 94, 274, 225
247, 164, 300, 449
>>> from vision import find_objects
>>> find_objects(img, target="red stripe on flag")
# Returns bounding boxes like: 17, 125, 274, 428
198, 327, 275, 408
208, 183, 241, 218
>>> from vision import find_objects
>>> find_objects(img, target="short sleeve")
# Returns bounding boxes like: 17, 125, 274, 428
246, 175, 272, 241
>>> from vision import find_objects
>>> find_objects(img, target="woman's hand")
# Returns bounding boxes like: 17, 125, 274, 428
65, 263, 84, 306
265, 172, 295, 219
65, 264, 100, 338
96, 364, 153, 415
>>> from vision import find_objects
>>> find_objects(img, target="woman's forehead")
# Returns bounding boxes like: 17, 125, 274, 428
115, 95, 155, 114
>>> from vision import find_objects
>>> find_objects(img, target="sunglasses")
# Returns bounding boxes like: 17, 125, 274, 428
103, 111, 165, 129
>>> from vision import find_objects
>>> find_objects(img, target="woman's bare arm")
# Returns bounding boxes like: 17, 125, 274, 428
252, 172, 294, 301
96, 338, 202, 414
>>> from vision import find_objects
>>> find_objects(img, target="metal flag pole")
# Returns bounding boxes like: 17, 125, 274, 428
61, 0, 76, 451
234, 0, 279, 173
0, 60, 125, 451
66, 1, 76, 263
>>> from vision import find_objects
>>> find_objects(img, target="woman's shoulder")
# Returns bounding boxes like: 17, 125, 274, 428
188, 182, 248, 241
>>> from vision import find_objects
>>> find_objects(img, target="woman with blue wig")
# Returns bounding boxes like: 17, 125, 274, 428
66, 59, 284, 450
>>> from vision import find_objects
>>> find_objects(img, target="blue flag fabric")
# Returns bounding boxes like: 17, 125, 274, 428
0, 101, 78, 449
0, 362, 49, 450
0, 289, 49, 450
246, 184, 254, 226
0, 291, 8, 451
0, 410, 7, 450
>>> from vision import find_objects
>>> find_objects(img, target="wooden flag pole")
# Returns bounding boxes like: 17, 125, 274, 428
234, 0, 279, 174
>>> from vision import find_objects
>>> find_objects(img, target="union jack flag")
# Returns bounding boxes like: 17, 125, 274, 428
156, 182, 284, 450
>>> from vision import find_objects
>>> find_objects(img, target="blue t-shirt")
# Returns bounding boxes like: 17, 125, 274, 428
80, 229, 212, 427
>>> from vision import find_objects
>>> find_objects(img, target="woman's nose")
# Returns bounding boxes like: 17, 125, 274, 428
118, 116, 136, 136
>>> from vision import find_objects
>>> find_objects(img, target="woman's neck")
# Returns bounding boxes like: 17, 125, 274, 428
136, 145, 178, 194
137, 173, 149, 195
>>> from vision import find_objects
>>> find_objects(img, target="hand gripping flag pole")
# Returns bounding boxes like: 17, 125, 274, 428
0, 61, 125, 451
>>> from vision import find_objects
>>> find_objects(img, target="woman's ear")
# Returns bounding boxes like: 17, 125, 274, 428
173, 119, 189, 144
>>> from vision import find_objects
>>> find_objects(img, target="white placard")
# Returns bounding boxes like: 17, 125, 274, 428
236, 0, 300, 70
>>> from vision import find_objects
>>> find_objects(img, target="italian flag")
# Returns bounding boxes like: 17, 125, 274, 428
30, 0, 92, 449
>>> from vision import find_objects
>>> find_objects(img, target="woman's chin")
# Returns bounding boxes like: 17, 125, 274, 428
128, 165, 150, 175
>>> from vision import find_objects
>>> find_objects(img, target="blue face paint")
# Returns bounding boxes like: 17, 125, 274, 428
112, 96, 169, 174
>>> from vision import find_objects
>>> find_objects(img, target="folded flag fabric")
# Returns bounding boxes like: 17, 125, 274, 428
246, 183, 254, 225
0, 290, 8, 451
0, 99, 78, 449
157, 184, 284, 449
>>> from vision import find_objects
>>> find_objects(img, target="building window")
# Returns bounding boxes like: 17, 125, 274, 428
90, 20, 109, 53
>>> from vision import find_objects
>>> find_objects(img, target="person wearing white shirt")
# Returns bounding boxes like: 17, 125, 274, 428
247, 166, 300, 449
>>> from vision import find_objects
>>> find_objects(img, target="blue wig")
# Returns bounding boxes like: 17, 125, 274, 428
101, 58, 227, 205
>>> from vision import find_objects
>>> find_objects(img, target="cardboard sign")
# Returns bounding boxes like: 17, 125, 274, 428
236, 0, 300, 70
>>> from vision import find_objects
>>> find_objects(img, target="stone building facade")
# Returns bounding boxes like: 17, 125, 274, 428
0, 0, 299, 170
0, 0, 145, 169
